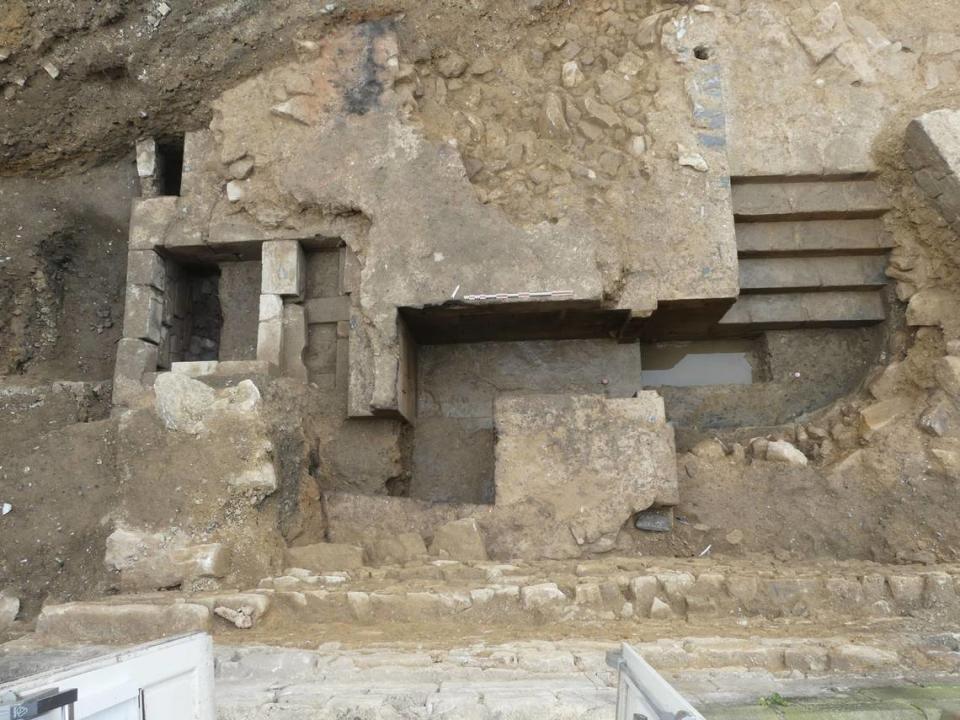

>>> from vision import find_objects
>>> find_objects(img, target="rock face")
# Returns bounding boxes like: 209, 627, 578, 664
429, 518, 488, 562
284, 543, 365, 572
493, 393, 678, 554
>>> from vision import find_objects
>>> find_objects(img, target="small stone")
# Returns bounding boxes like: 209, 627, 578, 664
860, 397, 912, 435
691, 438, 726, 459
0, 595, 19, 628
213, 605, 254, 629
437, 52, 468, 78
936, 356, 960, 398
228, 157, 255, 180
469, 56, 494, 75
521, 583, 568, 609
920, 394, 953, 437
649, 597, 673, 619
0, 48, 11, 63
538, 92, 570, 140
677, 144, 708, 172
627, 135, 647, 157
561, 60, 584, 88
226, 180, 245, 203
42, 62, 60, 79
271, 97, 313, 125
725, 529, 744, 545
597, 70, 634, 105
931, 447, 960, 480
583, 96, 621, 128
616, 52, 643, 76
634, 507, 673, 532
765, 440, 808, 466
157, 1, 172, 16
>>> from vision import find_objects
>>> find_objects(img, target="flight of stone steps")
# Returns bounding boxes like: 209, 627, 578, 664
31, 556, 960, 643
720, 175, 894, 330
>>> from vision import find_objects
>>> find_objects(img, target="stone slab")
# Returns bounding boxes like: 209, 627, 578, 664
739, 256, 887, 291
493, 393, 677, 553
128, 196, 178, 250
261, 240, 305, 298
735, 219, 892, 256
304, 296, 350, 324
732, 179, 888, 220
126, 249, 166, 290
35, 602, 211, 643
122, 284, 164, 344
719, 291, 885, 327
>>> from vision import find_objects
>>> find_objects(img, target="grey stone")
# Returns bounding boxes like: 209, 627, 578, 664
0, 594, 19, 628
126, 250, 165, 290
113, 338, 159, 406
634, 507, 674, 532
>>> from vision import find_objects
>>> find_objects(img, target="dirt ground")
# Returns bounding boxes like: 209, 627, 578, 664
4, 0, 960, 625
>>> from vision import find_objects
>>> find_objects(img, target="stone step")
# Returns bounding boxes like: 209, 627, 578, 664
739, 256, 888, 293
31, 560, 960, 644
732, 178, 889, 221
735, 219, 893, 257
718, 290, 885, 328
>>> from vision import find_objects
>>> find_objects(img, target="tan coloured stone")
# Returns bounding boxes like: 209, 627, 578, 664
430, 518, 488, 562
36, 602, 211, 643
285, 543, 365, 572
368, 532, 428, 565
936, 356, 960, 398
261, 240, 305, 298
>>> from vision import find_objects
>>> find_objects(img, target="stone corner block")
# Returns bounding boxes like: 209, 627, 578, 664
122, 284, 164, 344
261, 240, 305, 297
129, 196, 179, 250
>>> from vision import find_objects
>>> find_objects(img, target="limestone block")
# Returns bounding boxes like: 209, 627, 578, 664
122, 284, 164, 344
129, 196, 178, 250
860, 397, 913, 436
154, 372, 216, 434
136, 138, 157, 179
649, 597, 673, 619
259, 293, 284, 322
257, 317, 283, 367
727, 575, 760, 606
121, 543, 230, 592
429, 518, 488, 562
36, 602, 211, 643
282, 303, 308, 381
127, 250, 165, 290
906, 289, 954, 327
285, 543, 365, 572
765, 440, 808, 466
520, 583, 568, 610
262, 240, 305, 298
574, 583, 603, 607
828, 644, 899, 672
368, 532, 428, 566
628, 576, 658, 617
113, 338, 159, 406
923, 572, 958, 608
494, 393, 678, 554
887, 575, 924, 606
105, 527, 169, 570
0, 594, 19, 628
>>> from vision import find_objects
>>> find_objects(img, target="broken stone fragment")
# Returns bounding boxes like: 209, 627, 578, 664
931, 447, 960, 481
42, 61, 60, 79
0, 594, 19, 628
429, 518, 488, 562
468, 56, 494, 75
649, 596, 673, 619
538, 92, 570, 140
627, 135, 647, 157
860, 397, 913, 436
284, 543, 365, 572
228, 156, 255, 180
225, 180, 245, 203
561, 60, 584, 88
520, 582, 567, 610
691, 438, 726, 459
790, 1, 853, 65
920, 394, 953, 437
936, 356, 960, 398
597, 70, 633, 104
437, 51, 468, 78
616, 52, 643, 76
271, 96, 314, 125
583, 95, 621, 128
154, 372, 216, 434
213, 605, 255, 629
765, 440, 808, 466
905, 288, 953, 327
677, 144, 708, 172
0, 48, 11, 63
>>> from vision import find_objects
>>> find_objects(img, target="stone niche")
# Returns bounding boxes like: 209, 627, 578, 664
493, 392, 679, 553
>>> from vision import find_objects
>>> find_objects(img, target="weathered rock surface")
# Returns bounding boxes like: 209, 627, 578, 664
429, 518, 488, 562
105, 527, 230, 591
765, 440, 808, 466
0, 594, 19, 628
494, 393, 678, 554
36, 602, 211, 642
369, 532, 428, 566
284, 543, 365, 572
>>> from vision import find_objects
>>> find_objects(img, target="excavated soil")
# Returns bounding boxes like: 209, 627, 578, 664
3, 0, 960, 632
